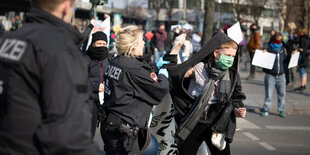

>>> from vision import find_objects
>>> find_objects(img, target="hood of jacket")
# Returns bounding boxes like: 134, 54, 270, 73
169, 32, 240, 119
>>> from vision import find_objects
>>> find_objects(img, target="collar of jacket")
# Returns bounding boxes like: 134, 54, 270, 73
26, 7, 84, 45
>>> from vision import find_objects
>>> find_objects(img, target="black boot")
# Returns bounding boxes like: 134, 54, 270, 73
294, 85, 306, 91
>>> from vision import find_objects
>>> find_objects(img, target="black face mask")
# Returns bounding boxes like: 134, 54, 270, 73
250, 27, 257, 32
89, 46, 108, 60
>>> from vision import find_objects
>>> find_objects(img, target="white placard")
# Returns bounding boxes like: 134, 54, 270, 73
288, 52, 300, 69
98, 92, 104, 105
252, 50, 276, 69
227, 22, 243, 44
86, 17, 111, 50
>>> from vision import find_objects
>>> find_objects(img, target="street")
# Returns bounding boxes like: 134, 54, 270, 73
232, 65, 310, 155
232, 112, 310, 155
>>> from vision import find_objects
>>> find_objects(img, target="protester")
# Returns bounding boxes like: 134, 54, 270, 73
0, 0, 99, 154
295, 28, 309, 91
145, 29, 154, 46
144, 29, 154, 63
285, 32, 299, 87
178, 29, 193, 63
100, 25, 185, 155
261, 32, 288, 118
192, 32, 202, 53
86, 31, 110, 137
109, 28, 116, 51
151, 23, 167, 63
246, 23, 260, 80
167, 32, 246, 155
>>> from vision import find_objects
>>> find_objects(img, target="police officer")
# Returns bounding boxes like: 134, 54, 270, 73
0, 0, 99, 154
100, 25, 170, 155
86, 31, 111, 137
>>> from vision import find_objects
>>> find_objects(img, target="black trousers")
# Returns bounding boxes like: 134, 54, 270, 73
100, 115, 140, 155
91, 101, 98, 138
249, 51, 256, 76
179, 123, 231, 155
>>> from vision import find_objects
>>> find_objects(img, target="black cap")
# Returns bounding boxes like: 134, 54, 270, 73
91, 31, 107, 43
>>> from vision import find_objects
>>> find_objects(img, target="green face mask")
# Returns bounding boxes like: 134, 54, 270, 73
216, 53, 234, 70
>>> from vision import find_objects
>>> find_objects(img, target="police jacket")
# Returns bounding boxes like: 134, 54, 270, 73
104, 55, 169, 128
0, 8, 98, 155
168, 32, 246, 143
263, 44, 288, 76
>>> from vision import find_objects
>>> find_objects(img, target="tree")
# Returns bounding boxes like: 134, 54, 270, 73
279, 0, 287, 33
149, 0, 165, 24
123, 0, 147, 21
303, 0, 309, 33
201, 0, 215, 45
279, 0, 307, 33
248, 0, 268, 25
230, 0, 248, 30
164, 0, 176, 27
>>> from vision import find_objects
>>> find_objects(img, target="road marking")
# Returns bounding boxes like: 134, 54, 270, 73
242, 132, 260, 141
265, 126, 310, 131
259, 142, 276, 151
237, 118, 261, 129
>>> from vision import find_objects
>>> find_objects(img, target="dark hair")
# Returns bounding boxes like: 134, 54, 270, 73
159, 23, 165, 27
31, 0, 75, 11
270, 32, 281, 41
250, 23, 257, 28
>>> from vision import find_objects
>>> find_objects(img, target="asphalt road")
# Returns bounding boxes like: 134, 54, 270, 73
231, 111, 310, 155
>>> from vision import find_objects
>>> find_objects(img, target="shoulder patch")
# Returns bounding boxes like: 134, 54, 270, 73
150, 72, 158, 82
0, 39, 27, 61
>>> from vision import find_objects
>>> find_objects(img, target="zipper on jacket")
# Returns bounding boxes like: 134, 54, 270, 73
277, 53, 280, 75
97, 60, 103, 83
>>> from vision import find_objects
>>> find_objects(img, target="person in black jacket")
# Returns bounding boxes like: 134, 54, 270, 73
285, 32, 299, 87
0, 0, 99, 154
86, 31, 110, 137
295, 28, 309, 91
168, 32, 246, 155
261, 32, 288, 118
100, 25, 173, 155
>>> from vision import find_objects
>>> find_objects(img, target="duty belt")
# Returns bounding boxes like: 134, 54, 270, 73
107, 112, 139, 135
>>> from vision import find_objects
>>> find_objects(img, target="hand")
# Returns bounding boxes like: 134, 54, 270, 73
156, 56, 170, 69
98, 83, 104, 92
292, 50, 297, 54
170, 34, 186, 55
158, 68, 169, 78
184, 67, 194, 78
154, 48, 158, 52
235, 108, 246, 118
262, 49, 268, 53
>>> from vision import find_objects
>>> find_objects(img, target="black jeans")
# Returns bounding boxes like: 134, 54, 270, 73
91, 102, 98, 138
249, 51, 256, 76
100, 115, 140, 155
179, 123, 231, 155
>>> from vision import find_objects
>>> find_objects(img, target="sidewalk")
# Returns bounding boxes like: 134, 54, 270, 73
240, 69, 310, 115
